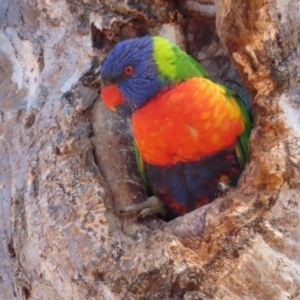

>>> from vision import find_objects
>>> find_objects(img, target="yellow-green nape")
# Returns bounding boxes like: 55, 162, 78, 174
152, 36, 177, 80
151, 36, 211, 82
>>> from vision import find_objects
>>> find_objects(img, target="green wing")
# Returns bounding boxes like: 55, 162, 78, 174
223, 87, 252, 169
235, 95, 252, 169
134, 141, 153, 194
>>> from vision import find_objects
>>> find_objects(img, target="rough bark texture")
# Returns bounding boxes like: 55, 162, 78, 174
1, 0, 300, 299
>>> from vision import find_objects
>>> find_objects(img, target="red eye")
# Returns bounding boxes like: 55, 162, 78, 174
123, 65, 134, 76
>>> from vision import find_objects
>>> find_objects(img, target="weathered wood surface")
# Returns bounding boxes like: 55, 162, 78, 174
0, 0, 299, 299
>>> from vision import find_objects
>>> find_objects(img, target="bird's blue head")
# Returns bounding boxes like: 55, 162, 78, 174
100, 36, 163, 111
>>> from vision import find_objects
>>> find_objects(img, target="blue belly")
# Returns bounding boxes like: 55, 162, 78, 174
146, 147, 242, 219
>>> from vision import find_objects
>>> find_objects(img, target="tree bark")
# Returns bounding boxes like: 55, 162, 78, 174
1, 0, 300, 299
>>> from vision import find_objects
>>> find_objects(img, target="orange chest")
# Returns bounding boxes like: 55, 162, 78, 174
132, 79, 244, 166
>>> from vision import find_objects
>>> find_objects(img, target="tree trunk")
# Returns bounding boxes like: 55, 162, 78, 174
1, 0, 299, 299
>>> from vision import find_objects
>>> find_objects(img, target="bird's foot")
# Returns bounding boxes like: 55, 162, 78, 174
216, 182, 230, 197
120, 196, 166, 218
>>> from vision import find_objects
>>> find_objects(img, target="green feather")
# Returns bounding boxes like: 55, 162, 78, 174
134, 141, 153, 194
152, 36, 212, 81
222, 86, 252, 169
234, 93, 252, 169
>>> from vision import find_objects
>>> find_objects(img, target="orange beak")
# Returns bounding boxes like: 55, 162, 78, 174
101, 85, 125, 111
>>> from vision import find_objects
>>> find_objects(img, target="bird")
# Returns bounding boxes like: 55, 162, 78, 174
100, 36, 251, 220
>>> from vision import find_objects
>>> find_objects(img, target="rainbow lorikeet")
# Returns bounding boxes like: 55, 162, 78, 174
100, 36, 251, 220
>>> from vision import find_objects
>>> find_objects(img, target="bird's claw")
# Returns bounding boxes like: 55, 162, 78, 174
216, 182, 230, 197
120, 196, 166, 218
